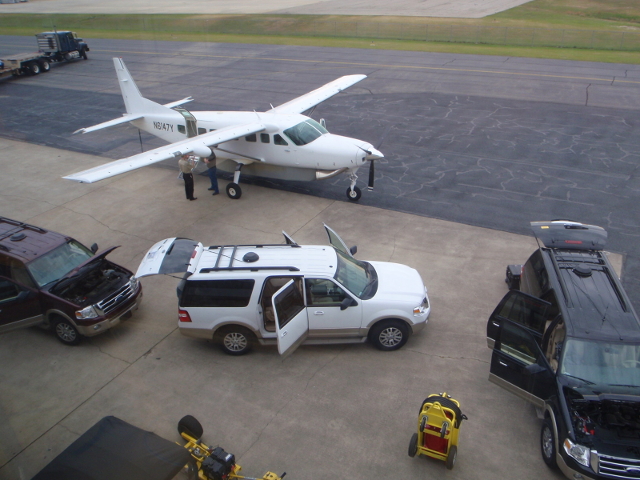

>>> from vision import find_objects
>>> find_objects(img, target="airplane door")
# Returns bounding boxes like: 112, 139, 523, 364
273, 280, 309, 357
174, 107, 198, 138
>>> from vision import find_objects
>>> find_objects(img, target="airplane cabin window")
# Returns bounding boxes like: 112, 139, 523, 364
245, 134, 257, 142
177, 125, 186, 134
261, 133, 270, 143
198, 128, 206, 135
274, 134, 288, 146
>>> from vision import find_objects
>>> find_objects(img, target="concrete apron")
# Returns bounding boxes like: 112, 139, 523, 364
0, 137, 599, 480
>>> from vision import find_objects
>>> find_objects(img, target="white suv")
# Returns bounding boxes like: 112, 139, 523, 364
136, 225, 430, 356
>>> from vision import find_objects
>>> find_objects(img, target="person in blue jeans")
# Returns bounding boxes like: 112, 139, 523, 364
204, 154, 219, 195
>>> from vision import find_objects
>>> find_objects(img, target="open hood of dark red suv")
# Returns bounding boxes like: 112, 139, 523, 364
60, 246, 119, 280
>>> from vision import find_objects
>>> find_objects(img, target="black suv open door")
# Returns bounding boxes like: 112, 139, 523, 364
487, 290, 555, 408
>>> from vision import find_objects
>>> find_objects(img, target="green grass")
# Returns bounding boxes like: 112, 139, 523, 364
1, 1, 640, 64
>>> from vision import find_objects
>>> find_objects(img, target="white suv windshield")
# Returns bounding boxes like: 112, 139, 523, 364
27, 240, 93, 287
560, 338, 640, 387
334, 250, 377, 299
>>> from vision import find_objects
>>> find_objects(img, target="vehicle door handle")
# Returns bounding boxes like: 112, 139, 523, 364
492, 321, 500, 327
314, 311, 324, 315
499, 361, 508, 367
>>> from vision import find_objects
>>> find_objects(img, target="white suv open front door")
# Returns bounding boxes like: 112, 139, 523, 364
272, 280, 308, 357
324, 224, 355, 257
135, 238, 203, 278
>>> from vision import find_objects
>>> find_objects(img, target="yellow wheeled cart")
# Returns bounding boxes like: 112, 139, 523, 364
178, 415, 285, 480
408, 393, 467, 470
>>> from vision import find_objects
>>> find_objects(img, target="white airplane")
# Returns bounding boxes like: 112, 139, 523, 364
65, 58, 384, 201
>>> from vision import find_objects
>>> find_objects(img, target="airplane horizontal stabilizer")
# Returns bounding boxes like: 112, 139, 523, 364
73, 113, 145, 135
64, 123, 265, 183
268, 74, 367, 115
163, 97, 194, 109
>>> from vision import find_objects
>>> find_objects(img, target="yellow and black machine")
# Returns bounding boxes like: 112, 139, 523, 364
178, 415, 285, 480
408, 393, 467, 470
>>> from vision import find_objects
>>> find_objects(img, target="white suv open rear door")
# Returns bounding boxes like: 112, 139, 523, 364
272, 280, 308, 357
324, 224, 355, 257
135, 238, 203, 278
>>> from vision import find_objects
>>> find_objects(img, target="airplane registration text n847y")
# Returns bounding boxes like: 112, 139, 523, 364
65, 58, 383, 201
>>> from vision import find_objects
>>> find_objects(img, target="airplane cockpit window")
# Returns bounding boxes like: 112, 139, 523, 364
274, 134, 288, 146
283, 119, 328, 146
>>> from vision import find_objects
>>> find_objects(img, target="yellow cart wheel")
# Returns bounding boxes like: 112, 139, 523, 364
446, 445, 457, 470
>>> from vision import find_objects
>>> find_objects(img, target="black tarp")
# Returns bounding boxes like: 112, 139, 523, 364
32, 416, 192, 480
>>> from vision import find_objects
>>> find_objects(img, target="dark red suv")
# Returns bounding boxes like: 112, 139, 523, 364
0, 217, 142, 345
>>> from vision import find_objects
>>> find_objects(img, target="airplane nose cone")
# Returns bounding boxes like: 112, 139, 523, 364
367, 146, 384, 160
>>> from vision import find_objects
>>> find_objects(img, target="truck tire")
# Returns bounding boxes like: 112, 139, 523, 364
39, 60, 50, 72
541, 417, 558, 469
81, 49, 88, 60
369, 320, 409, 351
53, 317, 81, 345
28, 62, 41, 75
217, 326, 254, 355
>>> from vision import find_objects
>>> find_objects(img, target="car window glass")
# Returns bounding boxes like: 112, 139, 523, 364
260, 276, 298, 332
499, 321, 540, 365
181, 279, 255, 307
334, 250, 371, 298
0, 257, 36, 288
305, 278, 347, 306
560, 339, 640, 387
273, 281, 305, 329
521, 250, 548, 297
0, 278, 19, 302
26, 241, 93, 287
497, 292, 548, 335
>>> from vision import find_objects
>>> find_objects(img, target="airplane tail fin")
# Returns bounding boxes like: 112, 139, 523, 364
114, 57, 170, 116
74, 58, 193, 134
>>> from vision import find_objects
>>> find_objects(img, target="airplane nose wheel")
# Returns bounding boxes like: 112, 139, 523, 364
346, 186, 362, 202
226, 183, 242, 199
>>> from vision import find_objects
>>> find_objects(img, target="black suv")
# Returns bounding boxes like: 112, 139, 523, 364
0, 217, 142, 345
486, 221, 640, 480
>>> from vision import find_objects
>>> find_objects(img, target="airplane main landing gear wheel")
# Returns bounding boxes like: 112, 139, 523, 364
226, 182, 242, 199
346, 186, 362, 202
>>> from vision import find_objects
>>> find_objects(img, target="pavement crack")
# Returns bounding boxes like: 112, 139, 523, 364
585, 83, 591, 107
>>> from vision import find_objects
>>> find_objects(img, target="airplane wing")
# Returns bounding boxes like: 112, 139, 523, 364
64, 123, 265, 183
267, 75, 367, 115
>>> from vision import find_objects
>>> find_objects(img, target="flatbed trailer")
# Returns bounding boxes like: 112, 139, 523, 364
0, 31, 89, 78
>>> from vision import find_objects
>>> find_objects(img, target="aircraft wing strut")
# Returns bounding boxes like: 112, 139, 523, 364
267, 75, 367, 115
64, 123, 265, 183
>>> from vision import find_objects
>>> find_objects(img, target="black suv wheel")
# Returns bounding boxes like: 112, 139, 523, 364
541, 417, 558, 469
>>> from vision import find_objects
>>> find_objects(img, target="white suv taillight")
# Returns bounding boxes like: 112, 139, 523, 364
178, 309, 192, 322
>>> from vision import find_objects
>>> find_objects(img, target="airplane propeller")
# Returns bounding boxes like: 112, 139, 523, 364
357, 129, 388, 191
